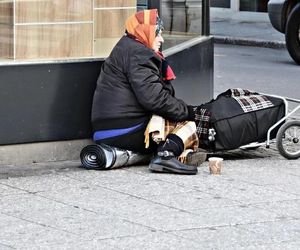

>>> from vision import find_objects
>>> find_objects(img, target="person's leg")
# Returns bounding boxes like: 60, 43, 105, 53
95, 125, 157, 154
96, 130, 156, 154
168, 120, 206, 166
149, 121, 199, 174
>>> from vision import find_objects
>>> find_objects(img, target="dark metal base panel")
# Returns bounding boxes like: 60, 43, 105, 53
168, 38, 214, 105
0, 38, 213, 145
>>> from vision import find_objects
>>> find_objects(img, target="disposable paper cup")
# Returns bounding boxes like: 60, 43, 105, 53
208, 157, 223, 175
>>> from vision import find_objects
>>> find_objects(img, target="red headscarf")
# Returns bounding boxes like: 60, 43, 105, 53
125, 9, 157, 50
125, 9, 176, 81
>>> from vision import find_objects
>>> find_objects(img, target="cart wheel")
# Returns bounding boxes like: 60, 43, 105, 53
80, 145, 106, 170
276, 121, 300, 159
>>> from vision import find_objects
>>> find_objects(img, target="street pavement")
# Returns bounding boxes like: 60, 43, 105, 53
0, 8, 300, 250
211, 8, 286, 48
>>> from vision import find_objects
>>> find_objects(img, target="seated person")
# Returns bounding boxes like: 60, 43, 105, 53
91, 9, 202, 174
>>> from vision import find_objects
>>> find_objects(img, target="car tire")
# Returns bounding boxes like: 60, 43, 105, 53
285, 3, 300, 64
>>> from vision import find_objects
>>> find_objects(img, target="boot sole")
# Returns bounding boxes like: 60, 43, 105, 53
149, 163, 198, 175
185, 151, 207, 167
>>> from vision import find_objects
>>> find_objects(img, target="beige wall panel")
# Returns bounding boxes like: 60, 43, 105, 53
94, 9, 136, 38
0, 2, 13, 24
94, 37, 120, 58
15, 24, 93, 59
0, 24, 13, 58
95, 0, 136, 8
16, 0, 93, 23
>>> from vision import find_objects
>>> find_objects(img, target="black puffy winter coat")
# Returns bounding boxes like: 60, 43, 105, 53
91, 35, 194, 131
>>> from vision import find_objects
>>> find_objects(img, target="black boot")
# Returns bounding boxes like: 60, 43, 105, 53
149, 136, 198, 175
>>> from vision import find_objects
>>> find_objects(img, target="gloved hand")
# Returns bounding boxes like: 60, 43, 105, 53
187, 105, 206, 125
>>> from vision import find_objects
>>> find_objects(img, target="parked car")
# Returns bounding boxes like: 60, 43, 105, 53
268, 0, 300, 64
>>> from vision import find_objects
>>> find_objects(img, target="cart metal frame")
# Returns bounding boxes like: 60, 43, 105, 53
240, 94, 300, 159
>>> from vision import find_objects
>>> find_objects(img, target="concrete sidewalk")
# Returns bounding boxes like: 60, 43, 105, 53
211, 8, 286, 48
0, 145, 300, 249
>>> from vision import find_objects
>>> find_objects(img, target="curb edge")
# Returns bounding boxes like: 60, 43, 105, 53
213, 36, 286, 49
